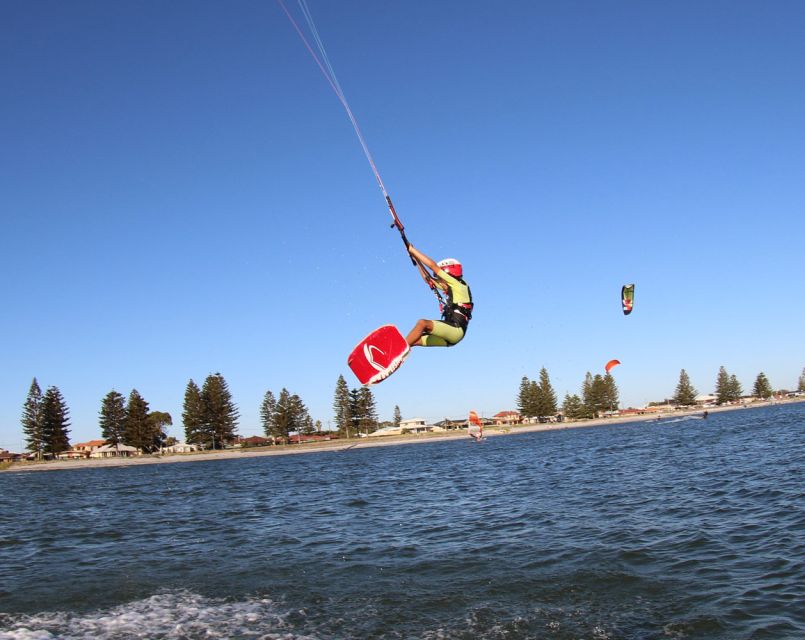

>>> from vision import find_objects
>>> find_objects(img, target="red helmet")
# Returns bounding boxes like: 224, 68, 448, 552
437, 258, 462, 278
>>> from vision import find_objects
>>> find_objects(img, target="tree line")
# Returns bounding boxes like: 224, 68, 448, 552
561, 371, 620, 420
21, 377, 173, 459
19, 371, 384, 458
18, 365, 805, 457
645, 367, 785, 408
332, 374, 383, 436
181, 374, 240, 449
516, 367, 559, 419
672, 366, 778, 406
516, 367, 620, 421
21, 379, 70, 459
99, 389, 172, 452
518, 365, 801, 424
259, 388, 319, 443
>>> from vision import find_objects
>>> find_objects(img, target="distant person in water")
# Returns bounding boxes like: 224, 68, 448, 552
405, 245, 473, 347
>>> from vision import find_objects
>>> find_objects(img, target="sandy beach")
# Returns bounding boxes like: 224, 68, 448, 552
3, 399, 799, 474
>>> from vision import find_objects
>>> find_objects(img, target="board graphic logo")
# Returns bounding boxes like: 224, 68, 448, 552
363, 343, 386, 372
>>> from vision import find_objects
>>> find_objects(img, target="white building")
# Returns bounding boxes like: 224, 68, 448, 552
161, 442, 200, 454
367, 418, 445, 437
90, 444, 140, 458
694, 394, 717, 406
400, 418, 444, 434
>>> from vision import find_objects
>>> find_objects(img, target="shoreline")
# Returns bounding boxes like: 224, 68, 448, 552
3, 399, 801, 474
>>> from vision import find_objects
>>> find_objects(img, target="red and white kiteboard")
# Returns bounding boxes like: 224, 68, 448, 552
348, 325, 410, 385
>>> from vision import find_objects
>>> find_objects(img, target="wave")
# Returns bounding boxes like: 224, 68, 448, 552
0, 591, 317, 640
654, 415, 705, 424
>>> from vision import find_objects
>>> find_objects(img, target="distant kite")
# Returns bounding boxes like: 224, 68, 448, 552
605, 359, 621, 374
621, 284, 635, 315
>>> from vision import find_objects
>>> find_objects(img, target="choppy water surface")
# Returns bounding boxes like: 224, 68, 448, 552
1, 403, 803, 639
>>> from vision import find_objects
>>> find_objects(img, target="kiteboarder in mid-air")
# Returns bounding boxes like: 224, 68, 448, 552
405, 245, 473, 347
280, 1, 475, 383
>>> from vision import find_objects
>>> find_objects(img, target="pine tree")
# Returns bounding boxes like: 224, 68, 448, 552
260, 390, 277, 439
393, 405, 402, 428
355, 386, 378, 434
124, 389, 151, 451
579, 374, 610, 417
715, 366, 731, 405
202, 373, 239, 448
272, 388, 293, 441
183, 379, 205, 445
752, 372, 772, 399
348, 387, 361, 436
100, 390, 127, 445
517, 376, 532, 417
590, 374, 611, 416
528, 380, 540, 417
581, 372, 595, 417
333, 375, 352, 436
602, 373, 620, 412
40, 386, 71, 456
536, 367, 558, 417
562, 394, 584, 420
728, 374, 743, 401
673, 369, 698, 406
288, 393, 312, 434
21, 378, 44, 459
299, 412, 316, 436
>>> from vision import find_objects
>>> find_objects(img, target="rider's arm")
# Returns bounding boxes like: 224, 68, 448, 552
408, 245, 439, 273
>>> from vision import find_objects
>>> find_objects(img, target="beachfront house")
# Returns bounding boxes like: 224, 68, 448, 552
368, 425, 403, 437
401, 418, 444, 434
369, 418, 444, 437
0, 449, 24, 463
74, 440, 106, 454
55, 449, 88, 460
493, 411, 521, 425
694, 394, 718, 407
289, 433, 335, 444
237, 436, 272, 447
617, 408, 649, 417
160, 442, 199, 454
55, 440, 117, 460
434, 418, 468, 431
90, 444, 140, 458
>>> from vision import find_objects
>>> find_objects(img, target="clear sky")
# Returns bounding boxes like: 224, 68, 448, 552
2, 1, 803, 452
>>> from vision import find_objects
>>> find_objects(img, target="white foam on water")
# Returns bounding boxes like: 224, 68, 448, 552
656, 415, 703, 424
0, 590, 319, 640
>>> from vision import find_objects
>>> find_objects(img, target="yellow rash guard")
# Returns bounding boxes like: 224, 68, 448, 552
418, 268, 472, 347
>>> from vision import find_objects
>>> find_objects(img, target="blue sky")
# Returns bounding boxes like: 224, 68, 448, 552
2, 1, 803, 451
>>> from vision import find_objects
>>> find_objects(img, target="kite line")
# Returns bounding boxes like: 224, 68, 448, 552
277, 0, 445, 305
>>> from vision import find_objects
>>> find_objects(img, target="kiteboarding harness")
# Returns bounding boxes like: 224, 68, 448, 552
439, 277, 473, 331
278, 0, 445, 307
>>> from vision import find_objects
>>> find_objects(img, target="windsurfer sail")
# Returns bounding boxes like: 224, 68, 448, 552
468, 410, 484, 441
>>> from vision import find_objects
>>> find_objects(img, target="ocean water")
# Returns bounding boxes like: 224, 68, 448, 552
1, 403, 803, 639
